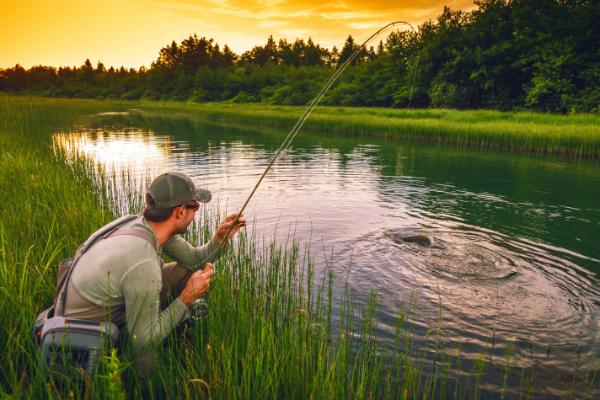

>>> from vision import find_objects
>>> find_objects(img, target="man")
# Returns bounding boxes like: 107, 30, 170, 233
58, 171, 246, 374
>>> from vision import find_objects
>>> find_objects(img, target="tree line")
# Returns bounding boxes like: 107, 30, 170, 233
1, 0, 598, 113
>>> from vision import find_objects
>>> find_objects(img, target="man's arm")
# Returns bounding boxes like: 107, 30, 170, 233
163, 213, 246, 270
163, 234, 223, 270
121, 259, 190, 353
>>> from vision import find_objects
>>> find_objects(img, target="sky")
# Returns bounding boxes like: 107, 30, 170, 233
0, 0, 476, 69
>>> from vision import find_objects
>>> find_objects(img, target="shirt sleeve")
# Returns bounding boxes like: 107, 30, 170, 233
162, 234, 224, 270
121, 258, 190, 353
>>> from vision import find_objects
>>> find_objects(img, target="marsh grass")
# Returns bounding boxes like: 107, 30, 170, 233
133, 101, 600, 159
4, 94, 600, 159
1, 95, 598, 398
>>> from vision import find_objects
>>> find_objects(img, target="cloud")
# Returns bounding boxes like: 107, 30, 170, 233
319, 11, 383, 21
154, 0, 476, 24
1, 0, 478, 67
275, 28, 310, 38
257, 20, 288, 28
144, 0, 477, 52
347, 21, 392, 30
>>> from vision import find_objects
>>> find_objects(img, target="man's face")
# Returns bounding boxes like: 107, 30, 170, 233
174, 201, 200, 234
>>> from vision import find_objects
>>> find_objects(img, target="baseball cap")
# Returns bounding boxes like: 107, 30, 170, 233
147, 172, 212, 209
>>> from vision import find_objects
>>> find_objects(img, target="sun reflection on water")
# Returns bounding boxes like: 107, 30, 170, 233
53, 129, 172, 177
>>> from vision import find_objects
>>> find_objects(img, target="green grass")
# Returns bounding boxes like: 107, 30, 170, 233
4, 94, 600, 159
130, 100, 600, 159
1, 95, 598, 399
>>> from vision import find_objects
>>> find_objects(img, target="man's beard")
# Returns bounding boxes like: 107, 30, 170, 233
176, 222, 191, 235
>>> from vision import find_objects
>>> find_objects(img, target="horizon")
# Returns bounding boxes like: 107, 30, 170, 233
0, 0, 475, 69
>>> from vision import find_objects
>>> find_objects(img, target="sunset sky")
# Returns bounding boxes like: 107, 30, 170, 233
1, 0, 475, 69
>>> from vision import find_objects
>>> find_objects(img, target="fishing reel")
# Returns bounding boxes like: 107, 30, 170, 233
188, 298, 209, 324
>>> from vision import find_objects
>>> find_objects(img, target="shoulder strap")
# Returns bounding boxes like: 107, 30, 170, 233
55, 214, 152, 316
108, 227, 158, 251
78, 214, 139, 255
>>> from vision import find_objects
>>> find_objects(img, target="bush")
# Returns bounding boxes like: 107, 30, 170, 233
230, 91, 256, 103
322, 82, 364, 106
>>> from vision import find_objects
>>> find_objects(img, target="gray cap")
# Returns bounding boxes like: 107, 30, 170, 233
147, 172, 211, 209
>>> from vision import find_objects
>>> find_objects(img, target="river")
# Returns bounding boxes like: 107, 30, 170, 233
53, 111, 600, 398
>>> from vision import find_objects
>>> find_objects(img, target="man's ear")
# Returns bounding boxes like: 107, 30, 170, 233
173, 206, 185, 220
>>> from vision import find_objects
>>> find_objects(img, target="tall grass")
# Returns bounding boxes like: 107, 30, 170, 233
1, 95, 598, 399
133, 101, 600, 159
4, 94, 600, 159
0, 95, 119, 397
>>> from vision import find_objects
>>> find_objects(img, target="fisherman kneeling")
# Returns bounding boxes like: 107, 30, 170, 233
36, 172, 246, 376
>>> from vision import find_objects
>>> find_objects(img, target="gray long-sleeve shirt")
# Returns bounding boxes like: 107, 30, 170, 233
63, 216, 222, 361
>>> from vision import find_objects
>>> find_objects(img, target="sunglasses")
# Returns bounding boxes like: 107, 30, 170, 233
182, 202, 200, 211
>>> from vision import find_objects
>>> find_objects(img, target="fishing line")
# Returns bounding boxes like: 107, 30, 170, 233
217, 21, 417, 247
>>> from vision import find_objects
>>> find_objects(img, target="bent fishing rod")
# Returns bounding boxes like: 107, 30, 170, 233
214, 21, 417, 253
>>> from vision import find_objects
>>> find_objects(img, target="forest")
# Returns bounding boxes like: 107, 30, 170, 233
1, 0, 598, 113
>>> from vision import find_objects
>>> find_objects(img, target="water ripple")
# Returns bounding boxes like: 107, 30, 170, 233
53, 120, 600, 398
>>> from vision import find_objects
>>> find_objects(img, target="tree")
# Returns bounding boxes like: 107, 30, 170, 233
244, 36, 278, 66
338, 35, 360, 66
327, 46, 340, 67
81, 59, 94, 83
153, 40, 180, 69
1, 1, 597, 112
96, 62, 106, 73
525, 43, 576, 112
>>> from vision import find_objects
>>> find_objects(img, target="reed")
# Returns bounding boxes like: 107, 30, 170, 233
1, 95, 598, 398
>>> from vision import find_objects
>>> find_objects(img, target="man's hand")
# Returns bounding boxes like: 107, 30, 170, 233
215, 213, 247, 245
179, 263, 214, 306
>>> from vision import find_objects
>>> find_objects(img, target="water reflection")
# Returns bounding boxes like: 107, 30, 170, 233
53, 129, 172, 176
53, 114, 600, 398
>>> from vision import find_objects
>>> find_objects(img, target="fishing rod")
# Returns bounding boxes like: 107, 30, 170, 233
216, 21, 417, 248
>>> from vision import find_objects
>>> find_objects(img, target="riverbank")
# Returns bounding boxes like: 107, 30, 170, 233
133, 100, 600, 159
1, 95, 598, 398
4, 94, 600, 159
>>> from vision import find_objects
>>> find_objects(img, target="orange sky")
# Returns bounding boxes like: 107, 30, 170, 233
0, 0, 475, 69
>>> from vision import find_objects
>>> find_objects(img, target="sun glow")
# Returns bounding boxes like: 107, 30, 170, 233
1, 0, 476, 69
